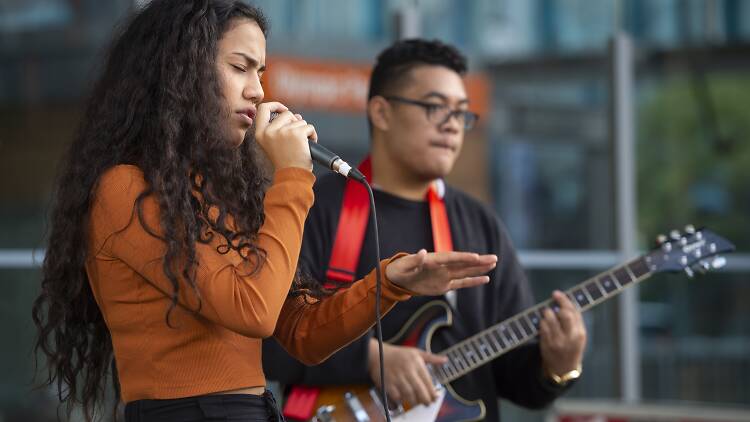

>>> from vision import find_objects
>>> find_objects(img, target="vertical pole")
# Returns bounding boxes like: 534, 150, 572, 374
396, 0, 421, 39
611, 31, 641, 402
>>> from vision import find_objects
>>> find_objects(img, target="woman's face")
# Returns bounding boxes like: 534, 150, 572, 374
216, 19, 266, 147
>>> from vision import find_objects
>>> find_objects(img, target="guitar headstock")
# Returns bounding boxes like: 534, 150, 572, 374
647, 225, 735, 277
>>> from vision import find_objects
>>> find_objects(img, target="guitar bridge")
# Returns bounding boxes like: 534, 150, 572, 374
368, 388, 405, 418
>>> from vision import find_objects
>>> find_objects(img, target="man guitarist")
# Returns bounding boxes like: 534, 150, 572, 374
263, 39, 587, 421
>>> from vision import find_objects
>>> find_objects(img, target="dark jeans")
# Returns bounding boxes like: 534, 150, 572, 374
124, 391, 285, 422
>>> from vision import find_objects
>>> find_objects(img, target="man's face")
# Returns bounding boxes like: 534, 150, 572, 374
377, 65, 469, 181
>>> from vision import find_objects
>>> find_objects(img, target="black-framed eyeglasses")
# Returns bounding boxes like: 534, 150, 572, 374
384, 95, 479, 130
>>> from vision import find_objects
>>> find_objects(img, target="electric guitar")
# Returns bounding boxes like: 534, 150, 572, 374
308, 226, 735, 422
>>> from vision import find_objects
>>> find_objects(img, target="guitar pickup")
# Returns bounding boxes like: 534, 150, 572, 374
345, 391, 370, 422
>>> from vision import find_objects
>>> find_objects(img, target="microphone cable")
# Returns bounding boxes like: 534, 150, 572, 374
357, 179, 393, 422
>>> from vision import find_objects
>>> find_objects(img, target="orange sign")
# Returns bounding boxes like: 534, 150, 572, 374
264, 56, 490, 118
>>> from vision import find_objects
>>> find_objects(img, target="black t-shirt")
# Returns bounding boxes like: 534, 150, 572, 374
263, 173, 567, 421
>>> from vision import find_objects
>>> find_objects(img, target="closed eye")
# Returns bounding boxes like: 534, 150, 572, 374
231, 64, 247, 72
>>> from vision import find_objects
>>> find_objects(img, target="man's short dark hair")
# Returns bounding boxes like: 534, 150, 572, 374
368, 38, 468, 100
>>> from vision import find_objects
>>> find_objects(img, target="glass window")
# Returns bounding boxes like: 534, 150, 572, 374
640, 271, 750, 404
489, 73, 614, 250
0, 269, 58, 420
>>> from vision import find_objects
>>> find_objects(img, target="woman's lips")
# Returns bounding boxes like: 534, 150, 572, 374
237, 109, 255, 125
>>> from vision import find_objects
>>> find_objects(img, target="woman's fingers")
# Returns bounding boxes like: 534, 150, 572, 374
397, 249, 428, 272
267, 110, 297, 130
255, 102, 288, 132
304, 123, 318, 142
425, 251, 478, 266
445, 263, 496, 281
448, 276, 490, 290
424, 252, 497, 269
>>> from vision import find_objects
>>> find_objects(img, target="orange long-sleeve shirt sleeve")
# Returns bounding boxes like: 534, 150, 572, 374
86, 165, 412, 402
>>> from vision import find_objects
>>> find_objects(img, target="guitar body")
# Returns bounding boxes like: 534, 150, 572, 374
310, 301, 485, 422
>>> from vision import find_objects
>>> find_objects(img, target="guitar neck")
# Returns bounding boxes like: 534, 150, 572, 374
433, 255, 654, 384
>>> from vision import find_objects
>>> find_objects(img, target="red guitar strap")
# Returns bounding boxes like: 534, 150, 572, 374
283, 155, 453, 420
325, 155, 453, 287
324, 157, 374, 286
427, 181, 454, 253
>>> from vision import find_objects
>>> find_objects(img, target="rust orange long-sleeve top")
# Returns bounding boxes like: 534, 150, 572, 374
85, 165, 412, 403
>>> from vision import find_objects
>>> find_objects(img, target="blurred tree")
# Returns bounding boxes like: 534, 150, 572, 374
638, 73, 750, 253
637, 73, 750, 345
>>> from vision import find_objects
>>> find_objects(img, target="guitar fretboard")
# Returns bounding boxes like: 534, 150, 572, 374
431, 256, 653, 384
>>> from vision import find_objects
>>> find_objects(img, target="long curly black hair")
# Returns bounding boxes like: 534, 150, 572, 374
31, 1, 276, 420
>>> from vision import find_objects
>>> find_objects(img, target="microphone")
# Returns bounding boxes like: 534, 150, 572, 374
269, 112, 365, 183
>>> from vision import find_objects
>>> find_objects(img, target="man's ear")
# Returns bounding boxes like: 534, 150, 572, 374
368, 96, 391, 132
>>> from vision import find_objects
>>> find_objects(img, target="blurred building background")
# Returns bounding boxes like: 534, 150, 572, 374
1, 0, 749, 420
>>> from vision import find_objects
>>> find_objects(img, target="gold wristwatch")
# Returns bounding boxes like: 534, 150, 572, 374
546, 363, 582, 386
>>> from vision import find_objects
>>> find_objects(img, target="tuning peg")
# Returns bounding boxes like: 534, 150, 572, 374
684, 266, 695, 278
684, 224, 696, 234
693, 260, 710, 275
656, 234, 668, 245
670, 230, 681, 240
712, 256, 726, 269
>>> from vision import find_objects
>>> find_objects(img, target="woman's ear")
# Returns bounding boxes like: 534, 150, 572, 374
367, 96, 391, 132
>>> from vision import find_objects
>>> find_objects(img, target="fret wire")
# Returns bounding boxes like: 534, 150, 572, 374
521, 314, 536, 335
472, 338, 488, 360
594, 277, 608, 296
500, 324, 517, 344
575, 287, 594, 310
610, 270, 624, 289
493, 327, 506, 347
470, 342, 482, 364
433, 362, 450, 383
580, 286, 595, 306
458, 345, 471, 367
483, 333, 499, 355
469, 339, 482, 361
488, 330, 504, 352
510, 320, 525, 340
450, 350, 466, 371
432, 363, 446, 382
564, 291, 581, 310
463, 344, 477, 366
615, 266, 634, 285
601, 273, 620, 292
481, 337, 494, 359
624, 264, 636, 281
